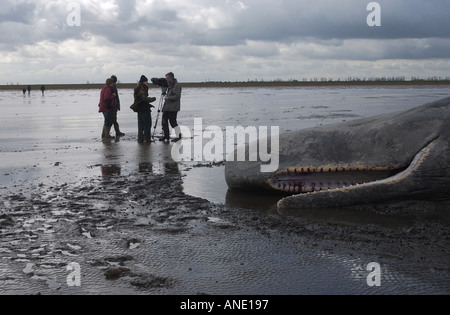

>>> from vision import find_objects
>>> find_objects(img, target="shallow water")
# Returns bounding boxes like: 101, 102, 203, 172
2, 85, 449, 209
1, 85, 449, 295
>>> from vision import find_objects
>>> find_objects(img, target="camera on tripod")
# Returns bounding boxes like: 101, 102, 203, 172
151, 78, 168, 95
150, 78, 169, 141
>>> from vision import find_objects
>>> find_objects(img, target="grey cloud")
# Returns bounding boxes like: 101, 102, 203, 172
77, 4, 182, 45
3, 1, 450, 48
185, 0, 450, 46
0, 1, 36, 24
298, 38, 450, 61
114, 0, 137, 21
1, 0, 450, 84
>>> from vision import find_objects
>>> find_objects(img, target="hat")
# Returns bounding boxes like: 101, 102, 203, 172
139, 75, 148, 83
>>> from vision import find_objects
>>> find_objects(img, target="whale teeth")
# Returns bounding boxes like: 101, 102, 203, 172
278, 165, 395, 177
272, 165, 398, 194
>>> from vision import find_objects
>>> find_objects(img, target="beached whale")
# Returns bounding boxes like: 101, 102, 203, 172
225, 97, 450, 210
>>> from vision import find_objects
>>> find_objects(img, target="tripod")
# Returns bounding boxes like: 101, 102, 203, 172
151, 90, 166, 141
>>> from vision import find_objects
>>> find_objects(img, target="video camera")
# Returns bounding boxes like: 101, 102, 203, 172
151, 78, 168, 95
151, 78, 168, 88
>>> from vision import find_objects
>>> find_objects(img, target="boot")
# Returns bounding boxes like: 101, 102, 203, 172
171, 126, 182, 142
161, 119, 170, 142
114, 122, 125, 137
102, 126, 115, 140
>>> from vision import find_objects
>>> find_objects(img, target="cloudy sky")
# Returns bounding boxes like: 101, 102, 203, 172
1, 0, 450, 84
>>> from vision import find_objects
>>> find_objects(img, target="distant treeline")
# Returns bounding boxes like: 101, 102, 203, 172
1, 78, 450, 91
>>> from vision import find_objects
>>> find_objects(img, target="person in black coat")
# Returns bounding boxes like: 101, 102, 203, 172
131, 75, 156, 143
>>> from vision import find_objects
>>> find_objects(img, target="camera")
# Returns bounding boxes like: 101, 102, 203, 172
151, 78, 168, 96
151, 78, 168, 88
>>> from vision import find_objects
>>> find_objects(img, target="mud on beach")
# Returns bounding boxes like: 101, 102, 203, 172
1, 145, 449, 294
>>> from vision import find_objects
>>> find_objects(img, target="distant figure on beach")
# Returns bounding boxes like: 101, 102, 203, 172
22, 88, 26, 95
110, 75, 125, 137
98, 78, 117, 140
40, 85, 45, 96
131, 75, 156, 143
27, 85, 31, 95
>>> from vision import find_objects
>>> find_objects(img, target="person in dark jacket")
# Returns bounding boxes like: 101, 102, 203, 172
132, 75, 156, 143
110, 75, 125, 137
160, 72, 182, 143
99, 78, 117, 140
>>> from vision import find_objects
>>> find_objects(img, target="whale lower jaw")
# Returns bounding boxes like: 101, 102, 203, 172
274, 140, 437, 210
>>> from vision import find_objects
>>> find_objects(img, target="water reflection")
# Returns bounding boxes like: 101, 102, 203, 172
138, 162, 153, 174
225, 189, 279, 214
138, 161, 181, 177
277, 205, 415, 229
101, 164, 121, 179
225, 187, 449, 230
98, 135, 183, 180
163, 162, 181, 176
135, 141, 181, 176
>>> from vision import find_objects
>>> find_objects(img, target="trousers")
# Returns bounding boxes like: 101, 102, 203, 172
137, 111, 152, 142
162, 111, 179, 139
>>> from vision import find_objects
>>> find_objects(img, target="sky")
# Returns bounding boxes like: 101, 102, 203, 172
1, 0, 450, 84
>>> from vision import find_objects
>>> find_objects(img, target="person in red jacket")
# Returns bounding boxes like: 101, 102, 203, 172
99, 78, 117, 140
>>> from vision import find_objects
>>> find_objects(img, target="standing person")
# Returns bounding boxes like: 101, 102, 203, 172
98, 78, 117, 140
110, 75, 125, 137
40, 85, 45, 96
160, 72, 182, 143
131, 75, 156, 143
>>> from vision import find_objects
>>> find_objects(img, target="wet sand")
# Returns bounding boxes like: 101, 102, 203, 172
1, 87, 449, 295
1, 137, 449, 295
